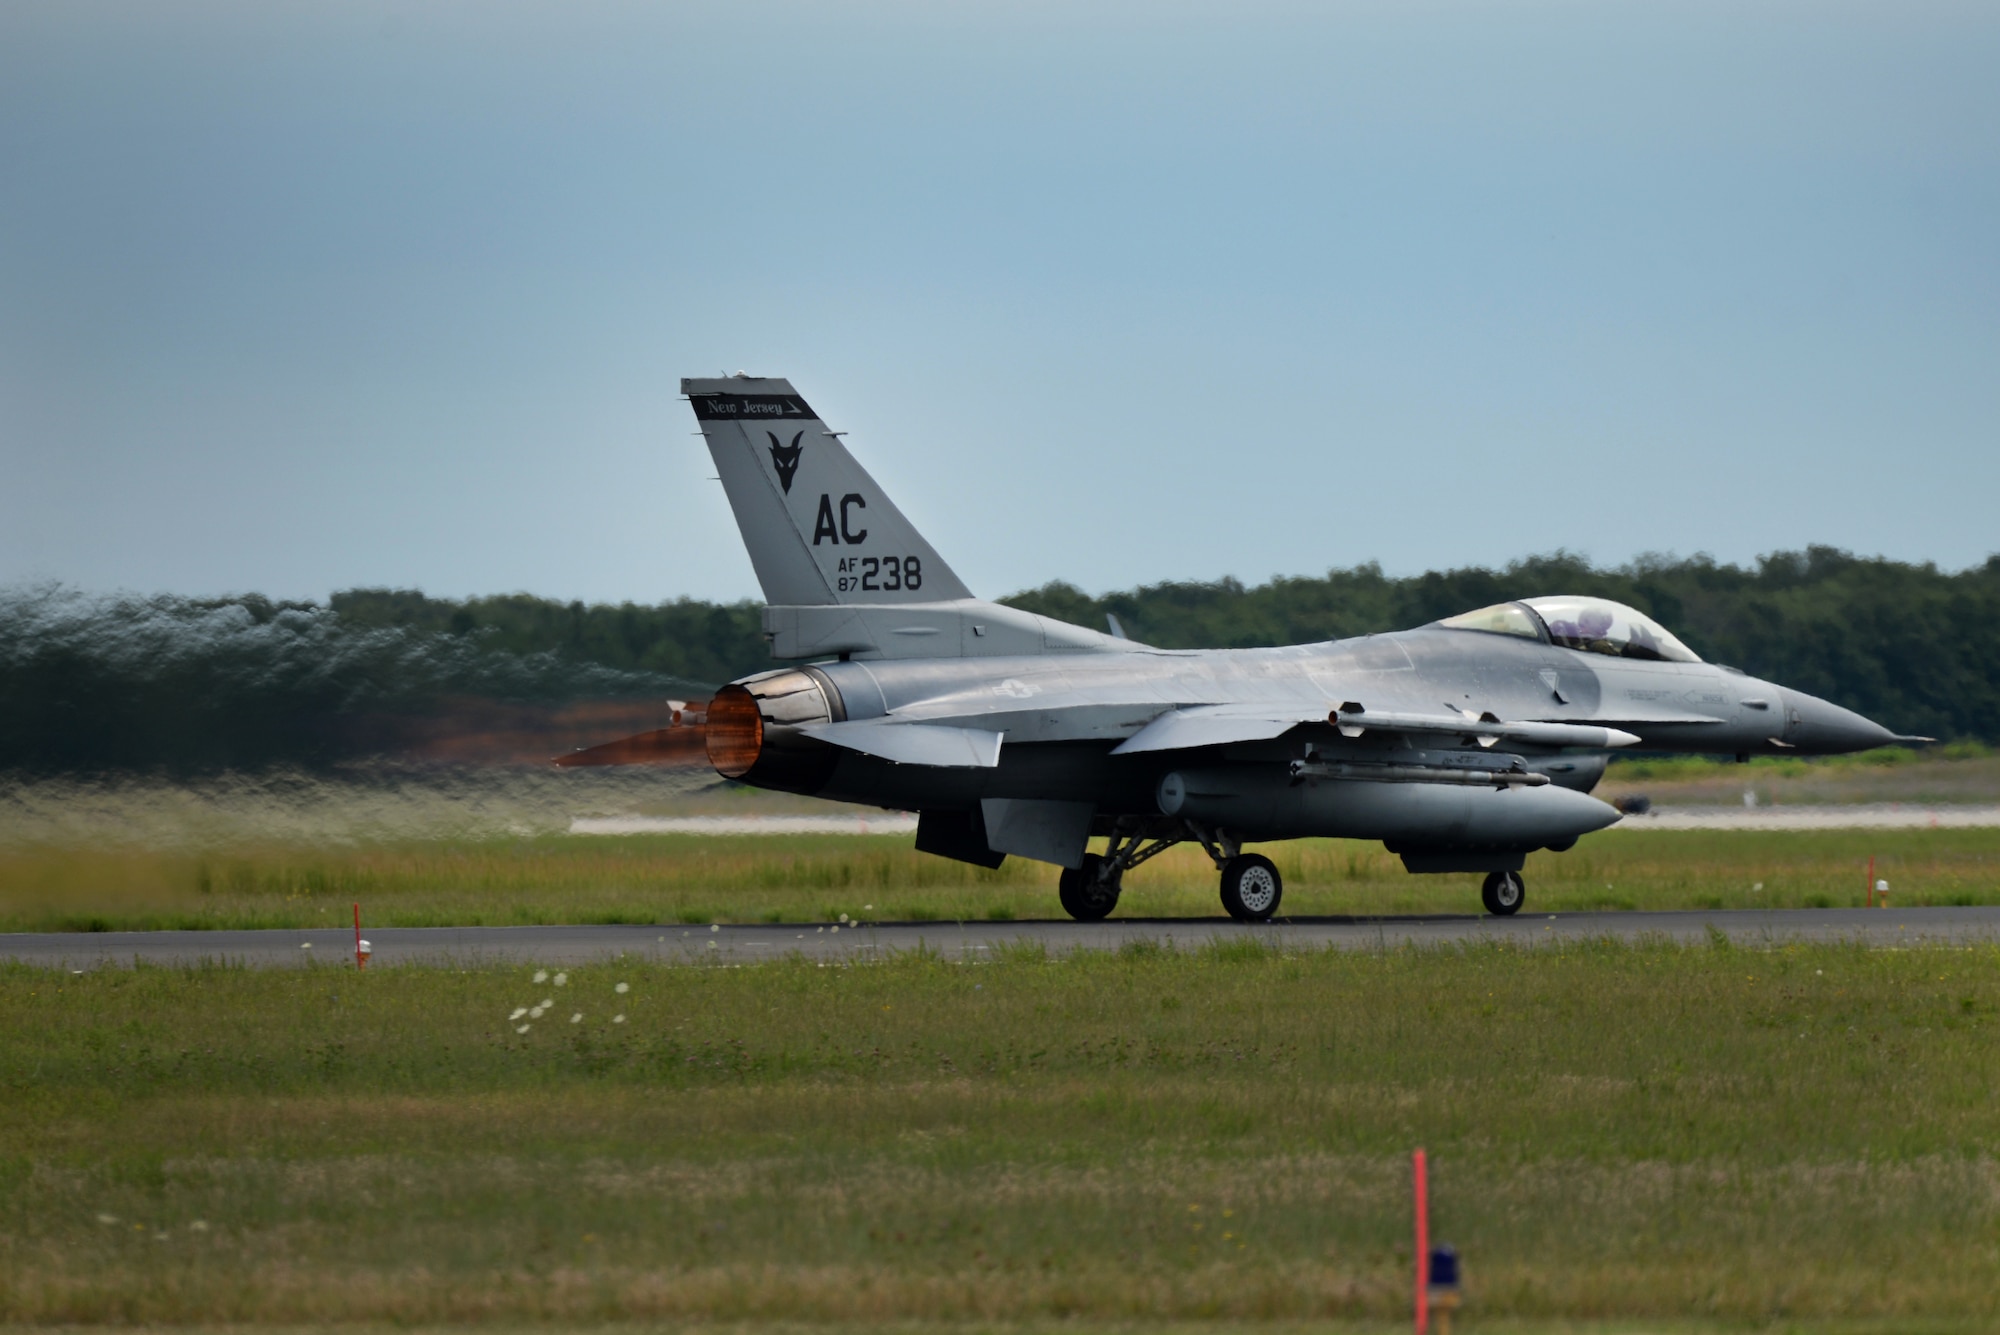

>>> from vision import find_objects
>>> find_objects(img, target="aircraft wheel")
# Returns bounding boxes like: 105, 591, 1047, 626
1219, 853, 1283, 922
1058, 854, 1121, 922
1481, 870, 1525, 916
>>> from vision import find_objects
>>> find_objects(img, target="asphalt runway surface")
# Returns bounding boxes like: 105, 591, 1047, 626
5, 906, 1999, 970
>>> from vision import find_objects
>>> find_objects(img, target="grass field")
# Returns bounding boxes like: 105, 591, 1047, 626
7, 769, 1999, 1332
4, 827, 1998, 933
1598, 743, 1998, 808
1592, 739, 2000, 803
2, 941, 1997, 1329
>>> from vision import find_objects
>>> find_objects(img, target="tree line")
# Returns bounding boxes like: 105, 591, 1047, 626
2, 546, 1993, 772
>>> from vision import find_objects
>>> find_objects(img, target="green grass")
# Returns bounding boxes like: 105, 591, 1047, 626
1608, 741, 1993, 784
4, 827, 1999, 932
2, 942, 1997, 1326
1598, 745, 2000, 809
0, 1326, 1987, 1335
0, 1325, 1989, 1335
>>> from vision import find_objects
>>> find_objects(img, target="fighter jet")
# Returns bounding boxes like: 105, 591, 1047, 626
564, 375, 1921, 921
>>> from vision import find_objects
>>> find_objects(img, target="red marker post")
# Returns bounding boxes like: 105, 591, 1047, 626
1413, 1147, 1429, 1335
353, 903, 365, 971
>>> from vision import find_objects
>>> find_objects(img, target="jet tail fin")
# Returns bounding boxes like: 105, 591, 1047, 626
685, 374, 1139, 660
683, 376, 972, 607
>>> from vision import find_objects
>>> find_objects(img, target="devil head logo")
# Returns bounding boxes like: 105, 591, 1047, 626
767, 431, 804, 493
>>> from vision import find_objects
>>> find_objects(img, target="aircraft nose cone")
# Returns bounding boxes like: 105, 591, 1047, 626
1778, 688, 1897, 754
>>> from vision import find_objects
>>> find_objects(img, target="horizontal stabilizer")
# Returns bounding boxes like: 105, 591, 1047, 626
801, 720, 1004, 768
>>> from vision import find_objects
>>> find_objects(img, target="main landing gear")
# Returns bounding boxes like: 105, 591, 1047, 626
1057, 854, 1119, 921
1056, 829, 1182, 922
1055, 823, 1284, 924
1481, 870, 1525, 916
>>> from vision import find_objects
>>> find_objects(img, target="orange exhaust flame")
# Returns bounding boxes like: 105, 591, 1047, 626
327, 696, 703, 768
553, 699, 713, 769
553, 725, 708, 768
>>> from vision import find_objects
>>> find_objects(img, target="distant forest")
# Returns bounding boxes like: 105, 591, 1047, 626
3, 546, 1995, 772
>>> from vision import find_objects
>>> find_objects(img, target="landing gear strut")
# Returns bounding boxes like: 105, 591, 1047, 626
1481, 870, 1525, 916
1053, 822, 1285, 924
1055, 829, 1182, 922
1186, 823, 1282, 922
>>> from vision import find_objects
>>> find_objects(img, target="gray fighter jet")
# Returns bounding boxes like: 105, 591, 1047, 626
567, 375, 1921, 921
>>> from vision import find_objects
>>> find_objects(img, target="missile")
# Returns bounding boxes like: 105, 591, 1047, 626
1330, 704, 1641, 750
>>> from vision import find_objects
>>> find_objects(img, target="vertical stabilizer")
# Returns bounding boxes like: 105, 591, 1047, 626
684, 376, 972, 607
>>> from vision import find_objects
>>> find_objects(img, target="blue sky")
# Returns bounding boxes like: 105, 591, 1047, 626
3, 0, 1995, 605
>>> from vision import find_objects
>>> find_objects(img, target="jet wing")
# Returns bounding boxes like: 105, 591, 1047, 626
799, 720, 1004, 768
1110, 706, 1313, 755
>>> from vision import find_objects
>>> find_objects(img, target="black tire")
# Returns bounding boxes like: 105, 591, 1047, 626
1481, 870, 1525, 916
1219, 853, 1283, 922
1058, 853, 1121, 921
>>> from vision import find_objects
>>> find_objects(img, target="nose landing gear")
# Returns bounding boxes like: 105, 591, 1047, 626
1219, 853, 1283, 922
1481, 870, 1525, 916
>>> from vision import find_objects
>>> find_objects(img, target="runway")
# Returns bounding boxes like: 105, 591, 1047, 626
5, 905, 1998, 970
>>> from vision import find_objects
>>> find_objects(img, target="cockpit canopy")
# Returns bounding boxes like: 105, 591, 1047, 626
1435, 596, 1702, 663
